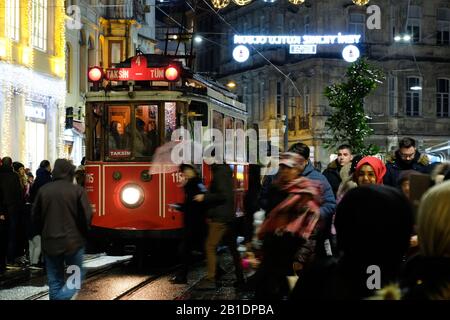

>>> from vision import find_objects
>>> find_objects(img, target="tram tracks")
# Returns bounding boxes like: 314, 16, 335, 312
24, 255, 133, 300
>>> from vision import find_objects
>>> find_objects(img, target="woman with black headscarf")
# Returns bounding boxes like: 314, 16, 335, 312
291, 185, 414, 300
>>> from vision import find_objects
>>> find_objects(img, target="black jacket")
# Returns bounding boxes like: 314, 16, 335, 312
384, 151, 430, 187
322, 160, 342, 197
29, 167, 52, 204
32, 159, 92, 256
179, 176, 206, 228
0, 165, 23, 217
204, 164, 235, 223
401, 255, 450, 300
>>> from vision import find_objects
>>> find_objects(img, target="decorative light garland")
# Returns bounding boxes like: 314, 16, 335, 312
288, 0, 305, 4
55, 0, 67, 159
211, 0, 310, 7
1, 84, 13, 157
211, 0, 231, 9
232, 0, 252, 6
352, 0, 370, 5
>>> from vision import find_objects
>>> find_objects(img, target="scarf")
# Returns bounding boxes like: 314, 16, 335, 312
258, 177, 321, 240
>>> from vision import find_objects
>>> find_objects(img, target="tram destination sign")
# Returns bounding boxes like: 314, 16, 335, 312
105, 55, 167, 81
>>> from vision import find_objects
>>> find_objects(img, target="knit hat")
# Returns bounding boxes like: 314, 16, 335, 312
13, 161, 24, 172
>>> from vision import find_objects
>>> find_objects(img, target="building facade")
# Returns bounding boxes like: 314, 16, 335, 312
64, 0, 156, 167
196, 0, 450, 164
0, 0, 66, 172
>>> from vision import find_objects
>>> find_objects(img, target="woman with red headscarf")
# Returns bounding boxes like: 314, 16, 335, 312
354, 156, 387, 186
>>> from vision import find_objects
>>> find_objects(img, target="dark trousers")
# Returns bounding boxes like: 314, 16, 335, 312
176, 229, 194, 280
0, 219, 8, 271
7, 209, 19, 263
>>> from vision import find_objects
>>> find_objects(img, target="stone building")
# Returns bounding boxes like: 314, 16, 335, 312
195, 0, 450, 164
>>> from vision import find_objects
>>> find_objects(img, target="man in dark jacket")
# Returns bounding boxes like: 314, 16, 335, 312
0, 157, 25, 267
322, 145, 353, 197
170, 163, 207, 284
32, 159, 92, 300
384, 137, 430, 187
194, 163, 244, 289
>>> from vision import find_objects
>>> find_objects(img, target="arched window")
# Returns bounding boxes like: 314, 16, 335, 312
98, 36, 104, 67
79, 30, 87, 92
436, 78, 449, 118
88, 36, 96, 67
406, 76, 422, 117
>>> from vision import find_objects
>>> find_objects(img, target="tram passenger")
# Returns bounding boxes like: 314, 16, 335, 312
134, 118, 150, 157
109, 121, 125, 150
147, 120, 159, 157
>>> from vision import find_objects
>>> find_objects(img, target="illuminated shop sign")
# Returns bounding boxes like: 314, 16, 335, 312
232, 33, 361, 63
234, 33, 361, 45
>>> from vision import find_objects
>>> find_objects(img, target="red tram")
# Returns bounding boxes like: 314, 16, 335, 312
84, 54, 249, 255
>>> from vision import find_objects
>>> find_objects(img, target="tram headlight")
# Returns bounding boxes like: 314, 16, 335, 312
120, 184, 144, 208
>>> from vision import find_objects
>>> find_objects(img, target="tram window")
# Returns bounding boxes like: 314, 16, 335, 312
135, 105, 159, 158
189, 101, 208, 126
224, 116, 234, 162
92, 104, 103, 161
212, 111, 224, 160
236, 119, 245, 162
107, 106, 131, 159
164, 102, 177, 142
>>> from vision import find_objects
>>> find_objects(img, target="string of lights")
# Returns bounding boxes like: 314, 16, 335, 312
200, 0, 303, 98
209, 0, 369, 9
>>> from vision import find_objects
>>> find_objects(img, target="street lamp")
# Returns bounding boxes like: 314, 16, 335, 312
352, 0, 370, 5
226, 81, 237, 89
394, 34, 411, 42
194, 35, 203, 43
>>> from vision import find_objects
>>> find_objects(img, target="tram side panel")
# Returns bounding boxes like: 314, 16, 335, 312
85, 163, 184, 238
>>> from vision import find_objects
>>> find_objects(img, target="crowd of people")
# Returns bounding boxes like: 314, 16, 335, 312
174, 137, 449, 300
0, 156, 91, 300
1, 135, 450, 301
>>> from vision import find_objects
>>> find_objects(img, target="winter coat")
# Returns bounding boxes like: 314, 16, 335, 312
32, 159, 92, 256
0, 165, 24, 218
253, 177, 324, 299
29, 167, 52, 204
302, 161, 336, 234
204, 164, 235, 223
400, 255, 450, 300
260, 162, 336, 223
383, 151, 430, 187
322, 160, 342, 197
179, 176, 207, 229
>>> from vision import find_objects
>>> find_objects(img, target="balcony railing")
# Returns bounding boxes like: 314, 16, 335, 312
104, 0, 145, 22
